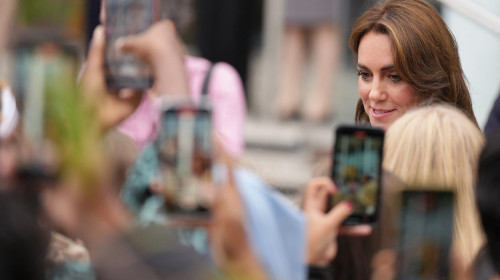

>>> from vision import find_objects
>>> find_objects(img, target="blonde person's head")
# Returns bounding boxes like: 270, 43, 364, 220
383, 105, 484, 266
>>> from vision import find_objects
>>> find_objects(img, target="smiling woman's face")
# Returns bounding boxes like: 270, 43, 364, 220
357, 31, 418, 130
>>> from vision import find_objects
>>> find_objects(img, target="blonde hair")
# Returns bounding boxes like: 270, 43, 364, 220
383, 105, 484, 266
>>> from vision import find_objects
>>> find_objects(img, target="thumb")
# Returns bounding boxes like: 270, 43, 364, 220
86, 26, 106, 73
325, 201, 354, 229
115, 35, 150, 63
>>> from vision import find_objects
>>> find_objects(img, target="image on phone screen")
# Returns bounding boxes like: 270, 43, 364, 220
157, 107, 214, 217
105, 0, 159, 90
330, 126, 384, 224
397, 190, 455, 280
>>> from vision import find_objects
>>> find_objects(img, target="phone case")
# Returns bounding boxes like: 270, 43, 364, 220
329, 124, 384, 225
156, 105, 214, 220
104, 0, 160, 90
397, 190, 455, 280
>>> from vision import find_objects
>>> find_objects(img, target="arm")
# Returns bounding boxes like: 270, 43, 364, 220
209, 62, 246, 158
80, 21, 189, 131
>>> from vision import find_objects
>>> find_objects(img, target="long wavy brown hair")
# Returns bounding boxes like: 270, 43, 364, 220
349, 0, 477, 126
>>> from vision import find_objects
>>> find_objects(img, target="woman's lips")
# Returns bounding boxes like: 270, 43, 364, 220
371, 108, 396, 118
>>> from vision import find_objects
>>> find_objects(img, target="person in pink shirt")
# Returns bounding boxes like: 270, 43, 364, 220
118, 55, 246, 158
96, 1, 246, 158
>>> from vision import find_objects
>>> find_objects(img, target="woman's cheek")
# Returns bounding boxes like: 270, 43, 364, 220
394, 85, 418, 110
358, 81, 370, 102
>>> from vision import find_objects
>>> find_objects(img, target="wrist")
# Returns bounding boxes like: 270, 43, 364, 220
154, 53, 189, 95
308, 265, 332, 280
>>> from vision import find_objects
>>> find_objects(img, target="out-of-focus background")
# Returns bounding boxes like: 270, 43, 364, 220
1, 0, 499, 202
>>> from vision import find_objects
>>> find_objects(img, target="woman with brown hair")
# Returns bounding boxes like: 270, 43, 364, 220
331, 108, 483, 278
349, 0, 477, 130
328, 0, 478, 278
355, 105, 484, 280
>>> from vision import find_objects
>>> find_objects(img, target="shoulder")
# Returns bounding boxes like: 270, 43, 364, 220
209, 62, 245, 99
185, 55, 211, 74
211, 62, 242, 86
185, 56, 242, 86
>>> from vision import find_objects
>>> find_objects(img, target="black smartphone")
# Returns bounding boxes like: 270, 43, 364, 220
104, 0, 159, 90
329, 125, 384, 225
397, 190, 455, 280
156, 105, 214, 219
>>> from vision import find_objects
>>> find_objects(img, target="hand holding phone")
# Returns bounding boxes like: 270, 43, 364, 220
110, 20, 191, 98
104, 0, 160, 90
304, 177, 372, 265
80, 26, 142, 130
156, 105, 214, 220
328, 125, 384, 225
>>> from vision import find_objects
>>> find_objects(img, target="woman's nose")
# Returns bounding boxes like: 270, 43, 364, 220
368, 78, 387, 101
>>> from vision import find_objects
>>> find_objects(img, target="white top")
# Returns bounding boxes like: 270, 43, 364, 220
0, 86, 19, 139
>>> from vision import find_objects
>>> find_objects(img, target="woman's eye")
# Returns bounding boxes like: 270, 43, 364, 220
389, 74, 402, 83
357, 71, 371, 80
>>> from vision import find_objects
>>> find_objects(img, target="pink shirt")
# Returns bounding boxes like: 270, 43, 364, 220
118, 56, 246, 157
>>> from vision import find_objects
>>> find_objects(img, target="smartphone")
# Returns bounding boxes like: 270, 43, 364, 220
156, 105, 214, 219
328, 125, 384, 225
397, 190, 455, 280
104, 0, 160, 90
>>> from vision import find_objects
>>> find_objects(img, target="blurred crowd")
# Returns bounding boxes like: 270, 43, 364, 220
1, 0, 500, 280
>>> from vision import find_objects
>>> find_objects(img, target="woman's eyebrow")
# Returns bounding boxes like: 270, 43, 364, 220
357, 63, 395, 71
381, 65, 395, 71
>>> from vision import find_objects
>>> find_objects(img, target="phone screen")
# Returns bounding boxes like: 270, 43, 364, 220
330, 125, 384, 224
105, 0, 159, 90
157, 107, 214, 218
397, 190, 454, 280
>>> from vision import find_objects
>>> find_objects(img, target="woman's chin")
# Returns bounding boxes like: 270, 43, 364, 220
369, 120, 390, 131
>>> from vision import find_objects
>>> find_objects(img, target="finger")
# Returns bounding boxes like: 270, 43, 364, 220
117, 88, 141, 99
316, 186, 330, 213
303, 177, 335, 212
110, 88, 142, 112
324, 201, 354, 229
114, 20, 177, 63
223, 153, 236, 191
86, 26, 105, 76
115, 35, 149, 63
339, 224, 372, 236
323, 242, 336, 264
372, 250, 396, 280
372, 265, 395, 280
326, 181, 337, 195
372, 249, 396, 268
305, 177, 333, 198
100, 0, 106, 24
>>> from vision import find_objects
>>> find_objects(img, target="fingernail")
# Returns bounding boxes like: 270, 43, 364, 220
93, 26, 101, 37
345, 201, 354, 210
89, 26, 104, 49
95, 26, 104, 39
